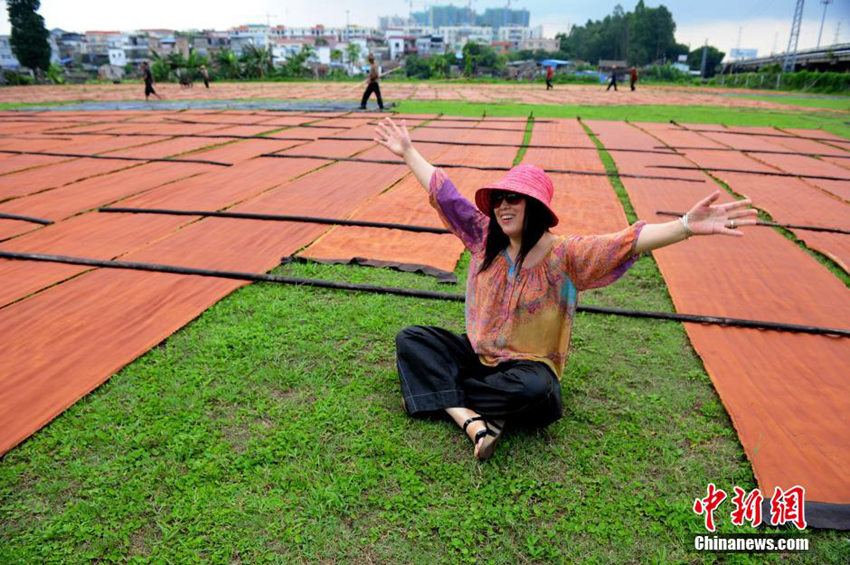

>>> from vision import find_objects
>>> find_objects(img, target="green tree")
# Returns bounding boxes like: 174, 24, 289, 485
330, 49, 343, 63
165, 51, 188, 71
6, 0, 51, 73
688, 45, 725, 77
185, 49, 209, 73
461, 42, 501, 77
404, 54, 431, 79
148, 51, 172, 81
240, 44, 274, 79
559, 1, 684, 66
46, 62, 64, 84
215, 48, 240, 79
429, 53, 450, 78
281, 45, 314, 78
345, 42, 362, 65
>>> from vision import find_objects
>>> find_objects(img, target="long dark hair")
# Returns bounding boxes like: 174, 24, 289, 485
479, 197, 552, 274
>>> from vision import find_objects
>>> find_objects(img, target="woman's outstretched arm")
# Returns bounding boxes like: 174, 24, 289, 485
634, 191, 758, 254
374, 117, 434, 190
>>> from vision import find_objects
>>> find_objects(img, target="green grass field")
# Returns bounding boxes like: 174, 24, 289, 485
1, 99, 848, 564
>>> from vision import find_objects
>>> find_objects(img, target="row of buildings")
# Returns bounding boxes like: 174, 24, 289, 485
0, 6, 558, 75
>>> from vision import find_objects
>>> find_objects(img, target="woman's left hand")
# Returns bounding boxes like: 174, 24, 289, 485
685, 191, 759, 237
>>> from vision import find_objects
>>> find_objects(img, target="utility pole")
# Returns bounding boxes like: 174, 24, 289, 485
700, 39, 708, 78
817, 0, 832, 48
782, 0, 805, 73
346, 9, 350, 43
835, 21, 842, 45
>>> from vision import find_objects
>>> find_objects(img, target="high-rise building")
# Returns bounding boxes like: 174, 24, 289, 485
478, 8, 530, 28
379, 15, 413, 31
412, 5, 474, 28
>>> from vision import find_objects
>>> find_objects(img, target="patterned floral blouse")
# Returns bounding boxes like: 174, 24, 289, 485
429, 169, 645, 379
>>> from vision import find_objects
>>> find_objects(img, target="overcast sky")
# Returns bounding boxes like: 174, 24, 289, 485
2, 1, 849, 58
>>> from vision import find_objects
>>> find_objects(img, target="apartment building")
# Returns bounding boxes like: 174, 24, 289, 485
0, 35, 19, 69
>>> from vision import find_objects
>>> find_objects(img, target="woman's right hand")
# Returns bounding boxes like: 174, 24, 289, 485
374, 117, 412, 158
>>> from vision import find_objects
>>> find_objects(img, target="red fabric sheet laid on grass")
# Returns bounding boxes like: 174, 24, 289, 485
0, 162, 208, 241
296, 118, 516, 276
587, 120, 850, 524
0, 112, 415, 454
0, 157, 144, 201
674, 124, 850, 202
641, 122, 850, 273
0, 161, 408, 454
522, 118, 605, 173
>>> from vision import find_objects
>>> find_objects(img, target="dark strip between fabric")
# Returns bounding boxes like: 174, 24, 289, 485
687, 128, 850, 145
0, 149, 232, 167
163, 118, 353, 130
45, 131, 317, 142
1, 251, 847, 337
654, 211, 850, 235
651, 164, 850, 183
282, 255, 457, 283
669, 121, 850, 147
655, 145, 850, 160
318, 135, 677, 155
367, 122, 527, 132
99, 207, 451, 234
0, 212, 53, 225
261, 153, 708, 183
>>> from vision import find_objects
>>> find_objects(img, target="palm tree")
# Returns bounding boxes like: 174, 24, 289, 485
185, 49, 209, 73
284, 44, 315, 78
240, 44, 274, 79
344, 42, 361, 66
215, 48, 240, 79
148, 50, 172, 81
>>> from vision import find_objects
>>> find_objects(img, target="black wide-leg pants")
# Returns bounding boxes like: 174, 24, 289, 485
395, 326, 563, 428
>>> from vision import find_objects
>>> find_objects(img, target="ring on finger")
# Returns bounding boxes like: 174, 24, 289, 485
729, 219, 736, 229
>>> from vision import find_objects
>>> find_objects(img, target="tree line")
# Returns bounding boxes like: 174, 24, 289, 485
556, 1, 724, 75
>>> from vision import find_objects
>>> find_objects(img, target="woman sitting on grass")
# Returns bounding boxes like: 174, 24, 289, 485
374, 117, 756, 461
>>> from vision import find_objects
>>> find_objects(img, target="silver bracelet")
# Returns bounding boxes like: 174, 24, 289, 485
680, 214, 693, 238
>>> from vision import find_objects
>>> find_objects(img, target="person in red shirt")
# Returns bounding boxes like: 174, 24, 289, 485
630, 67, 638, 91
545, 65, 554, 90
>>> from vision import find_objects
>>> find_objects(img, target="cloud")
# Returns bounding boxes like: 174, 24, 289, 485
676, 16, 843, 58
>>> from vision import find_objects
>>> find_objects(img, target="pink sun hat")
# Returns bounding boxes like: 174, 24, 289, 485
474, 164, 559, 227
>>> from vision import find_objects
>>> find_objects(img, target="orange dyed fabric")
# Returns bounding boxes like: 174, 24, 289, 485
588, 120, 850, 510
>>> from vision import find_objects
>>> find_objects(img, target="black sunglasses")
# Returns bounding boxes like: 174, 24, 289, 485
491, 191, 524, 206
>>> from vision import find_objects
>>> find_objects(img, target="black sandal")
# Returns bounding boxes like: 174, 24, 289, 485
462, 416, 504, 461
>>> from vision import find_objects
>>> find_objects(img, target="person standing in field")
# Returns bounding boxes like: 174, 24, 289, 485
606, 67, 618, 91
200, 64, 210, 89
630, 67, 638, 91
360, 54, 384, 111
374, 117, 757, 461
141, 61, 162, 101
545, 65, 554, 90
